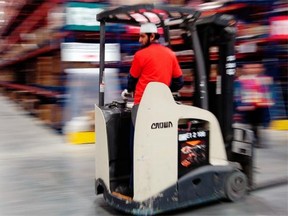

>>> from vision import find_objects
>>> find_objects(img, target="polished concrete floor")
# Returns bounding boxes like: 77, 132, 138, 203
0, 95, 287, 216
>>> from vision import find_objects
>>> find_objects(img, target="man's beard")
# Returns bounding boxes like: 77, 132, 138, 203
140, 38, 151, 49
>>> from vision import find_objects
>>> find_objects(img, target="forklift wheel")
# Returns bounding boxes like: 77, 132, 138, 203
225, 171, 248, 202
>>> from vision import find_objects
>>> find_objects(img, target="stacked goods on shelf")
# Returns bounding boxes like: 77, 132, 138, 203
0, 1, 67, 133
0, 68, 15, 82
170, 24, 196, 105
178, 68, 194, 105
36, 56, 62, 87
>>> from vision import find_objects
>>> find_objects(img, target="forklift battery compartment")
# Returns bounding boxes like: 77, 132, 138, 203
178, 119, 210, 178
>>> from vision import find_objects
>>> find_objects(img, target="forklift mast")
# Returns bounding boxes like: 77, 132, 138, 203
195, 14, 237, 149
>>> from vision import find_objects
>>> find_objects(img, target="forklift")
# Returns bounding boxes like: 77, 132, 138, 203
94, 4, 252, 215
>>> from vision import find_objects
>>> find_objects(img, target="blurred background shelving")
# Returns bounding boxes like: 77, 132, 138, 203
0, 0, 287, 143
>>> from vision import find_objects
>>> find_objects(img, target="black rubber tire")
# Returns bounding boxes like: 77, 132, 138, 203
225, 171, 248, 202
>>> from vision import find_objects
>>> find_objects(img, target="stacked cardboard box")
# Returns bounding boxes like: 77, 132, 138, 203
36, 55, 62, 86
0, 68, 15, 82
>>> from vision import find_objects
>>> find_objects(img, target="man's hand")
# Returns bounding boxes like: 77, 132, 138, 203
121, 89, 133, 100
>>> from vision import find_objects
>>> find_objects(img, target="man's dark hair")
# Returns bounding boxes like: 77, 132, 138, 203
147, 33, 160, 40
154, 33, 160, 40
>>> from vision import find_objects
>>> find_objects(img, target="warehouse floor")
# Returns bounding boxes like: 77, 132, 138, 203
0, 95, 287, 216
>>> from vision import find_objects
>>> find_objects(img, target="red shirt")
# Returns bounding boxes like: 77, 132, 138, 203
130, 43, 182, 104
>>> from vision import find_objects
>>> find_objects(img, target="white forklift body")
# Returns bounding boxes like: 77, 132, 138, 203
95, 82, 246, 215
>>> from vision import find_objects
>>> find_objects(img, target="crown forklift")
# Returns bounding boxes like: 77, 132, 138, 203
94, 4, 252, 215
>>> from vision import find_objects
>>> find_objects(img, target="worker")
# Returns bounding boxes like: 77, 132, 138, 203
235, 63, 274, 148
122, 22, 184, 125
116, 22, 184, 198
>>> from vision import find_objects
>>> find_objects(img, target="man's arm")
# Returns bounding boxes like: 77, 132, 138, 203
170, 53, 184, 92
170, 75, 184, 92
127, 74, 138, 92
128, 53, 141, 93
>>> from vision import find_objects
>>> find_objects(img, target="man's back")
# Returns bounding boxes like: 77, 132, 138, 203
130, 43, 182, 104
